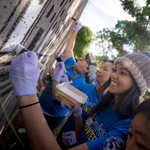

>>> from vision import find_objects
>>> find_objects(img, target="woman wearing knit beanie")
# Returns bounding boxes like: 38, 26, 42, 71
9, 51, 150, 150
72, 52, 150, 150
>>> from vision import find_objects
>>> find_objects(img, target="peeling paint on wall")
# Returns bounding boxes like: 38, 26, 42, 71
2, 0, 47, 49
0, 0, 88, 134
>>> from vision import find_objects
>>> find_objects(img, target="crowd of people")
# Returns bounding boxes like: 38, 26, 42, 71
9, 21, 150, 150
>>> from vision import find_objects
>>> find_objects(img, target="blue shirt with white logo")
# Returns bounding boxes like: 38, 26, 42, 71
80, 105, 132, 150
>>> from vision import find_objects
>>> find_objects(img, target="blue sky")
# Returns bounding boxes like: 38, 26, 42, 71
3, 0, 146, 56
79, 0, 146, 56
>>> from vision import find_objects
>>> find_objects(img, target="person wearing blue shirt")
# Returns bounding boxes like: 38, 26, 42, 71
89, 74, 97, 85
56, 60, 114, 149
9, 51, 150, 150
39, 21, 97, 131
71, 52, 150, 149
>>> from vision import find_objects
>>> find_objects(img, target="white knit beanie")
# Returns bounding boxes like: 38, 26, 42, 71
114, 52, 150, 96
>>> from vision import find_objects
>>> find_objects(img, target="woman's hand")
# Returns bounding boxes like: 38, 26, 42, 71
9, 51, 40, 96
60, 101, 82, 117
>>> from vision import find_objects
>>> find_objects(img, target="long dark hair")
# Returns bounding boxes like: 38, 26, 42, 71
134, 98, 150, 120
97, 60, 114, 94
90, 70, 140, 119
116, 73, 140, 118
85, 72, 90, 83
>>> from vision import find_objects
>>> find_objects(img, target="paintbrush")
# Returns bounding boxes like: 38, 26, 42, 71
54, 54, 67, 72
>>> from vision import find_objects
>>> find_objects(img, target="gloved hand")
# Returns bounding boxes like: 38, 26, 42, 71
61, 102, 82, 117
73, 21, 82, 32
52, 62, 65, 82
39, 70, 45, 80
9, 51, 40, 96
62, 131, 77, 146
60, 74, 70, 83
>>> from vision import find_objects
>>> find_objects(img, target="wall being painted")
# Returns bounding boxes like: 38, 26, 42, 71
0, 0, 88, 134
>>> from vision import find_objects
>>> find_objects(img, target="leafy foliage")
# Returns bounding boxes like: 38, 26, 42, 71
74, 26, 93, 59
96, 0, 150, 57
94, 55, 109, 68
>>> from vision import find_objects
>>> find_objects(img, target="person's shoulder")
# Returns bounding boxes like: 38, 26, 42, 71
75, 82, 96, 92
65, 57, 76, 66
82, 83, 96, 89
71, 79, 86, 87
72, 75, 86, 83
114, 118, 133, 128
121, 118, 133, 124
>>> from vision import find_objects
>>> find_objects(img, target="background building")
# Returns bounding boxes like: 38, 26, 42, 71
0, 0, 88, 134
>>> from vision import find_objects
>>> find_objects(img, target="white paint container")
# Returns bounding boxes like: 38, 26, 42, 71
56, 82, 87, 108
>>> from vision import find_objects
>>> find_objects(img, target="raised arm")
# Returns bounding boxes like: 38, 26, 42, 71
39, 70, 45, 92
52, 74, 70, 100
65, 21, 82, 61
9, 52, 89, 150
17, 95, 89, 150
51, 62, 63, 100
52, 62, 69, 100
17, 95, 61, 150
61, 104, 84, 144
75, 116, 83, 143
9, 51, 60, 150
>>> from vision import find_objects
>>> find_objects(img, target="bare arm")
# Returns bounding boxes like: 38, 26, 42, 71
17, 94, 89, 150
65, 31, 77, 61
39, 70, 45, 88
10, 51, 89, 150
39, 79, 44, 88
75, 116, 83, 143
52, 62, 65, 100
17, 94, 60, 150
70, 143, 89, 150
52, 80, 60, 100
65, 21, 82, 61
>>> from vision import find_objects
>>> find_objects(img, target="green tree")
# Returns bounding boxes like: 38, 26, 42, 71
74, 26, 93, 59
94, 55, 109, 68
120, 0, 150, 51
96, 0, 150, 57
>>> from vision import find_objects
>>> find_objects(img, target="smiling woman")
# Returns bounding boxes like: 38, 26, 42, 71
96, 61, 114, 88
56, 60, 113, 149
83, 52, 150, 149
109, 63, 133, 96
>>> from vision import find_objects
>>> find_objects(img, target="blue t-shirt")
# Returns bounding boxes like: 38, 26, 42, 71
80, 106, 132, 150
39, 80, 69, 117
61, 83, 103, 132
39, 57, 86, 117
